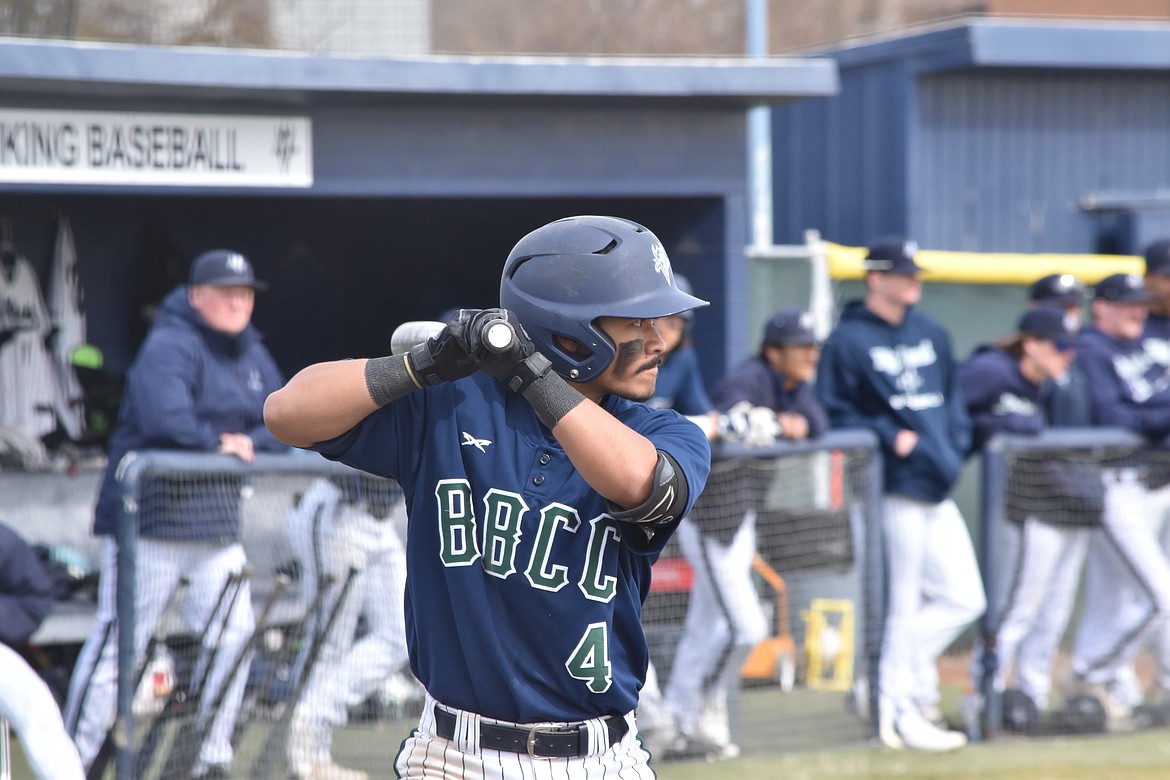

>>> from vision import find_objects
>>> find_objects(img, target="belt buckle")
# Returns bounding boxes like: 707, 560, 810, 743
526, 725, 577, 758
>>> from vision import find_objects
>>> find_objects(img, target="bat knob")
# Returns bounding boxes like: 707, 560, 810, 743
483, 319, 515, 353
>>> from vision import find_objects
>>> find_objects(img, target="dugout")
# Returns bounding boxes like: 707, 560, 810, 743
0, 38, 837, 391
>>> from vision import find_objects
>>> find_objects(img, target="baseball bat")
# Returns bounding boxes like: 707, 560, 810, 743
166, 574, 291, 779
390, 316, 517, 357
250, 567, 359, 780
87, 575, 191, 780
389, 320, 443, 355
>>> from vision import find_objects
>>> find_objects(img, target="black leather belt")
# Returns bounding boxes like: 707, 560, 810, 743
433, 705, 628, 758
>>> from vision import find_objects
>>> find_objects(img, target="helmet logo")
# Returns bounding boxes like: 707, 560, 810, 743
652, 242, 672, 283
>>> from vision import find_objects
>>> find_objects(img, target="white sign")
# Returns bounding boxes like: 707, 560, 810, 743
0, 108, 312, 187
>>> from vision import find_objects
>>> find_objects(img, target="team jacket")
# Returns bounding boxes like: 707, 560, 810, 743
312, 372, 711, 724
817, 300, 971, 503
0, 522, 55, 648
1076, 324, 1170, 441
647, 344, 713, 416
711, 355, 829, 438
93, 286, 285, 541
957, 346, 1044, 454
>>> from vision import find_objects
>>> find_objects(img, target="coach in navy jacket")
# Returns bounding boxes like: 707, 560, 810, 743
66, 250, 285, 777
92, 269, 285, 543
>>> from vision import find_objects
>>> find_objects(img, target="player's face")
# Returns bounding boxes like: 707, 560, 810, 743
190, 284, 255, 336
1093, 299, 1148, 341
766, 343, 820, 387
1145, 273, 1170, 313
1026, 336, 1073, 382
588, 316, 667, 402
871, 271, 923, 307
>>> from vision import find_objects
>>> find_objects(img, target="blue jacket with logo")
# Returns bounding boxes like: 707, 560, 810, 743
93, 286, 285, 540
817, 300, 970, 502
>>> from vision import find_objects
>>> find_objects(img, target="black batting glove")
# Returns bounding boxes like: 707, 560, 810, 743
406, 309, 478, 386
466, 308, 553, 394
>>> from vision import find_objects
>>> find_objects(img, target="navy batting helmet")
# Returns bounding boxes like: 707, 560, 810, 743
500, 215, 708, 382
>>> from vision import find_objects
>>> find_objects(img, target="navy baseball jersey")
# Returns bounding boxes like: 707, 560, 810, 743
312, 371, 711, 724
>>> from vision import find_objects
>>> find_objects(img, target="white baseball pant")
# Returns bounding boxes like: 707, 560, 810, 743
665, 513, 768, 744
880, 496, 985, 717
63, 537, 254, 771
395, 693, 652, 780
0, 642, 84, 780
1072, 471, 1170, 686
286, 479, 410, 728
970, 516, 1089, 710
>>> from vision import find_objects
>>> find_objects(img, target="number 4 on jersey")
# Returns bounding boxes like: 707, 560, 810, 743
566, 622, 612, 693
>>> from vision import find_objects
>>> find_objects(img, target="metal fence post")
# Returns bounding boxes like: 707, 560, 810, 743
114, 452, 146, 780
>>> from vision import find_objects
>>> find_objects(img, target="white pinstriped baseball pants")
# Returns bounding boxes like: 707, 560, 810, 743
969, 516, 1090, 709
394, 694, 653, 779
879, 496, 985, 716
1072, 473, 1170, 687
63, 537, 254, 771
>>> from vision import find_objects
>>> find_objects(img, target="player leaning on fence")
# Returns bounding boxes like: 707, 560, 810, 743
816, 238, 985, 753
265, 216, 711, 779
64, 250, 285, 779
956, 306, 1082, 727
1062, 269, 1170, 730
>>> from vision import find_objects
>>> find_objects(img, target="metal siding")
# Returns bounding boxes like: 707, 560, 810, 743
913, 72, 1170, 252
772, 60, 911, 247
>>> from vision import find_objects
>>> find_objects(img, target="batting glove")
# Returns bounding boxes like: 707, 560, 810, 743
406, 309, 478, 386
717, 401, 781, 448
465, 308, 553, 394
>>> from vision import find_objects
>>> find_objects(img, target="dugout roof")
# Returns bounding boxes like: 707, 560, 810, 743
0, 37, 837, 379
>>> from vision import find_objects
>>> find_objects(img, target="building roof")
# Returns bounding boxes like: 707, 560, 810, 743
822, 18, 1170, 74
0, 37, 838, 107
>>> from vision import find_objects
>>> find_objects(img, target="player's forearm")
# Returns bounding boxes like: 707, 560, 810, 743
552, 400, 659, 508
265, 360, 380, 448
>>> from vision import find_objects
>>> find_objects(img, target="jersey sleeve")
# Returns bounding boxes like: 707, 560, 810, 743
618, 405, 711, 555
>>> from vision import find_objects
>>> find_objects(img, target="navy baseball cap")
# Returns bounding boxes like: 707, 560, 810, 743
1018, 306, 1074, 350
763, 308, 817, 347
1093, 273, 1153, 303
862, 239, 923, 274
1144, 239, 1170, 276
1030, 274, 1086, 306
189, 249, 267, 290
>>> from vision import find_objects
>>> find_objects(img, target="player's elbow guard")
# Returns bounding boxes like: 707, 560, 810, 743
608, 451, 689, 542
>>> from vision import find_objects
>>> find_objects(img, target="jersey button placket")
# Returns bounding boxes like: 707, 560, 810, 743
533, 474, 545, 485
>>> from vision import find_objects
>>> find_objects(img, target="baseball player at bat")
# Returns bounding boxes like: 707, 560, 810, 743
265, 215, 712, 779
817, 239, 985, 753
63, 250, 286, 780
